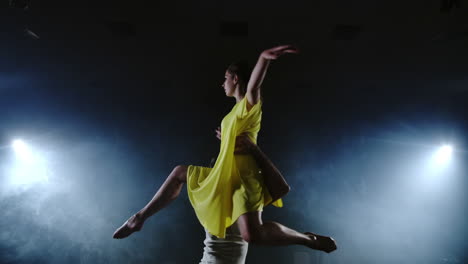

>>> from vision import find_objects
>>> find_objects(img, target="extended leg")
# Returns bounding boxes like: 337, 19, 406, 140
113, 165, 188, 239
237, 211, 337, 253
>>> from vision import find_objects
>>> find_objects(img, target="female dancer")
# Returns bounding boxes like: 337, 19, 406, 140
113, 45, 337, 254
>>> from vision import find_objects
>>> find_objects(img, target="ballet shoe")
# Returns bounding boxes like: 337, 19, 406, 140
113, 214, 144, 239
304, 232, 337, 253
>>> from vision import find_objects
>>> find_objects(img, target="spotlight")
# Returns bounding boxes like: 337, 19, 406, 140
9, 139, 48, 185
433, 145, 453, 165
12, 139, 33, 162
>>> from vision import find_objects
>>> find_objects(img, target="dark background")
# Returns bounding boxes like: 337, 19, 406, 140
0, 0, 467, 263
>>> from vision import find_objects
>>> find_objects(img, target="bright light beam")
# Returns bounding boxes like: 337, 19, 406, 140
12, 139, 34, 162
9, 139, 49, 186
433, 145, 453, 165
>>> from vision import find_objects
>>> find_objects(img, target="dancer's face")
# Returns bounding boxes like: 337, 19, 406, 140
222, 70, 237, 97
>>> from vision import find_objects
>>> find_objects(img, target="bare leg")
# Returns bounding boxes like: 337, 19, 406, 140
237, 211, 337, 253
113, 165, 188, 239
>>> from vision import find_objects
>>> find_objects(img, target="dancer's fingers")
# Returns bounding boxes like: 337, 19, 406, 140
272, 44, 294, 51
275, 45, 299, 54
284, 48, 300, 54
276, 48, 299, 57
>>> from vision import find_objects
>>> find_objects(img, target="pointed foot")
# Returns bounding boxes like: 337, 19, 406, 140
113, 213, 144, 239
304, 232, 337, 253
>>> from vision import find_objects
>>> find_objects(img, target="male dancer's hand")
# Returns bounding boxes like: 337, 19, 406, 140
215, 126, 222, 140
234, 133, 255, 155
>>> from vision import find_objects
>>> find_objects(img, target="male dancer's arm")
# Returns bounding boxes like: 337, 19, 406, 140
215, 128, 290, 201
235, 134, 290, 202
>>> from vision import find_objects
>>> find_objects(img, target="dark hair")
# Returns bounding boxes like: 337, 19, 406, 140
226, 60, 251, 95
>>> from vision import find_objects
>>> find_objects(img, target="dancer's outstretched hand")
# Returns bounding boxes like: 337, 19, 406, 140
260, 45, 300, 60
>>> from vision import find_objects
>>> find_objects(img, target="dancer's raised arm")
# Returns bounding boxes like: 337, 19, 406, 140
246, 45, 299, 106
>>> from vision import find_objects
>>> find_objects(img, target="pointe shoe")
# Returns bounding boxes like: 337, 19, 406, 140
305, 232, 337, 253
113, 214, 144, 239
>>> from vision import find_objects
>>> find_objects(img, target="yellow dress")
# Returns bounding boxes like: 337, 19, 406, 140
187, 96, 283, 238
